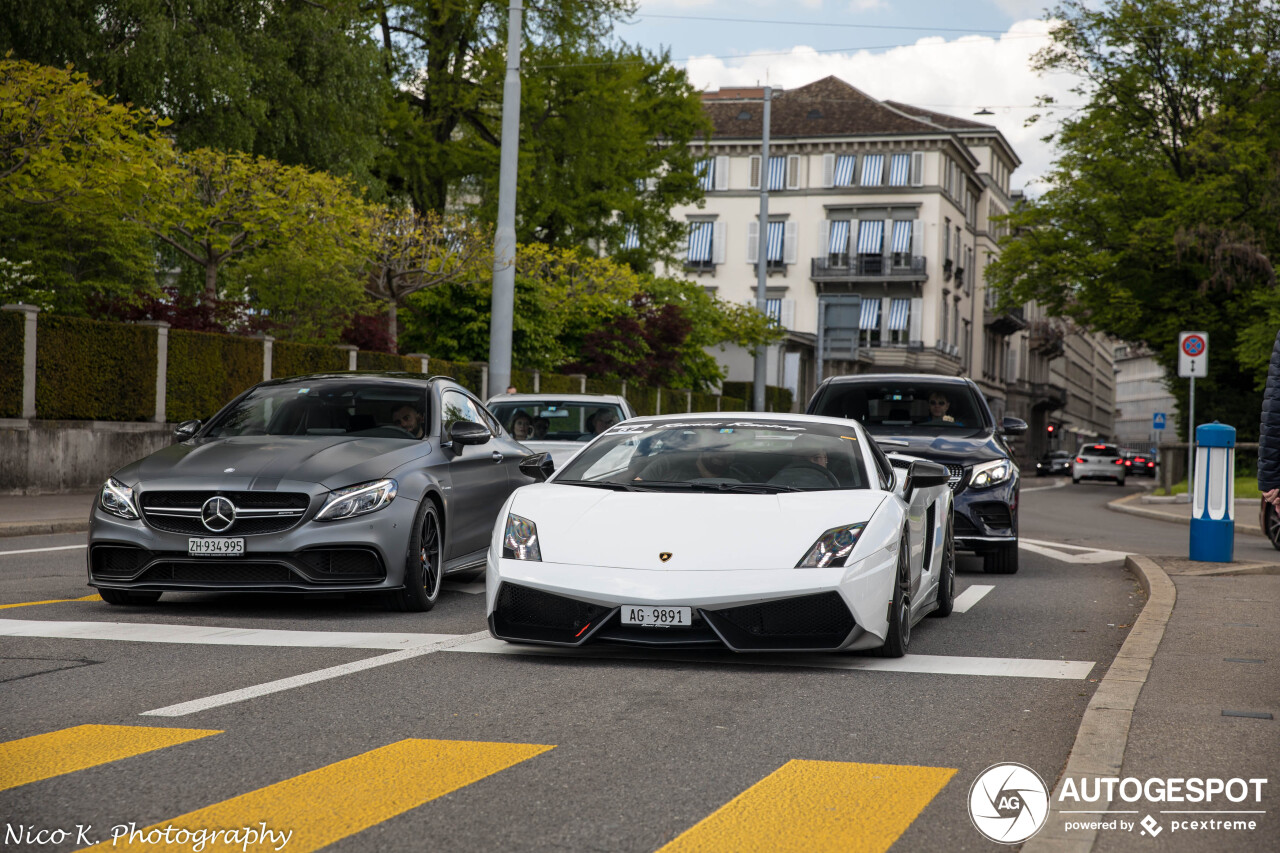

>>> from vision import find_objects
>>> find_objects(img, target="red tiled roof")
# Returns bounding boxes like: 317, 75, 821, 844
882, 100, 995, 131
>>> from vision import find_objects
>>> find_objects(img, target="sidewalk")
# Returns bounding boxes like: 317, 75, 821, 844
0, 491, 96, 537
1029, 553, 1280, 852
1109, 492, 1265, 537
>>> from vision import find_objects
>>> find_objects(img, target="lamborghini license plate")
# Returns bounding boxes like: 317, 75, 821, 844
621, 605, 691, 627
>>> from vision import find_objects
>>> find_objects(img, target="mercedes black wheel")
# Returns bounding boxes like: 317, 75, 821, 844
983, 541, 1019, 574
1265, 501, 1280, 551
389, 500, 444, 612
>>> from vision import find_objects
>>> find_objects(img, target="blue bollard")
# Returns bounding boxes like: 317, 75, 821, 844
1189, 422, 1235, 562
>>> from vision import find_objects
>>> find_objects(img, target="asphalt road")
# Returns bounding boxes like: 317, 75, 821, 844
0, 480, 1176, 852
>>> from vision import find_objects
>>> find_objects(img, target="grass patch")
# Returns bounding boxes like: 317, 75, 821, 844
1158, 476, 1262, 499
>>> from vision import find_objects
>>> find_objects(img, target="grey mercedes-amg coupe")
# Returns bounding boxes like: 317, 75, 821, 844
87, 373, 549, 611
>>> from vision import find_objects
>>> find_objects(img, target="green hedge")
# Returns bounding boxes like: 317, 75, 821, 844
167, 330, 263, 422
273, 341, 348, 378
585, 377, 623, 395
720, 396, 746, 412
721, 382, 794, 413
429, 359, 484, 395
628, 386, 658, 416
539, 372, 580, 394
509, 368, 535, 393
36, 316, 155, 420
357, 350, 421, 372
691, 391, 720, 413
0, 311, 22, 418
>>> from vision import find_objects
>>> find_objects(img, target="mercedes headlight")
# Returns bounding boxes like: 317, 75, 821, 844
796, 523, 866, 568
503, 513, 542, 561
315, 479, 398, 521
970, 459, 1014, 489
99, 477, 139, 520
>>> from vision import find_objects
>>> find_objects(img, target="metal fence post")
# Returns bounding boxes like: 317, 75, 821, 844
337, 344, 358, 371
137, 320, 169, 423
2, 304, 39, 418
532, 370, 540, 393
406, 353, 430, 374
258, 335, 275, 381
656, 387, 662, 415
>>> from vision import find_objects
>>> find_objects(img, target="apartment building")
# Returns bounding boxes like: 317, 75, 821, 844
662, 76, 1042, 416
1113, 340, 1178, 451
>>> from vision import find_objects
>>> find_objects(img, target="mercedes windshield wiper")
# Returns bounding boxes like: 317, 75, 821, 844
554, 479, 637, 491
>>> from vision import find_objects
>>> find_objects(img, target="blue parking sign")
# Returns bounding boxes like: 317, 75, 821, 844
1153, 412, 1166, 430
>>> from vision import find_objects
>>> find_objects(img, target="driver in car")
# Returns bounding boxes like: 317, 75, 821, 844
391, 402, 425, 438
926, 392, 963, 426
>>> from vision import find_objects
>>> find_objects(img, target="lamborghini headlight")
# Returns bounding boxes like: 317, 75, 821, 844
796, 523, 866, 568
315, 479, 398, 521
503, 513, 541, 561
99, 477, 139, 520
970, 459, 1014, 489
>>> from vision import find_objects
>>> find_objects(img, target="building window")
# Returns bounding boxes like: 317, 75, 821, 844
765, 220, 785, 265
695, 159, 714, 192
859, 297, 882, 348
768, 155, 787, 191
887, 298, 910, 344
891, 220, 913, 266
828, 219, 850, 265
621, 223, 639, 251
835, 154, 856, 186
941, 297, 950, 346
860, 154, 884, 186
856, 220, 884, 274
888, 153, 911, 186
686, 221, 714, 269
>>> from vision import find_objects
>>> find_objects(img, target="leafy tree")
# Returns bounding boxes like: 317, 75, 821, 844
365, 207, 492, 350
988, 0, 1280, 440
0, 1, 390, 190
125, 148, 373, 301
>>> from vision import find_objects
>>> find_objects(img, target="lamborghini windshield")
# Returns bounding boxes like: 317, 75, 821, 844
554, 419, 869, 492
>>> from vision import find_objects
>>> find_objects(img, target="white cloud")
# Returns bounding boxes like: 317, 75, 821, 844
683, 19, 1081, 196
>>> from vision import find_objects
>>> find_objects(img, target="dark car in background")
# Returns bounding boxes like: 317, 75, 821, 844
1036, 450, 1074, 477
1121, 448, 1157, 478
807, 374, 1026, 574
88, 373, 544, 611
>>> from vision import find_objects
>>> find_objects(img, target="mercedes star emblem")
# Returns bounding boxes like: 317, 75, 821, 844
201, 496, 236, 532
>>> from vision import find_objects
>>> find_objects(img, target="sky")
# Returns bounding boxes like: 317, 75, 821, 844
617, 1, 1086, 195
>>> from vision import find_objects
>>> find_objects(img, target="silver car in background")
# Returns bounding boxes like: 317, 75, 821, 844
485, 393, 635, 469
1072, 443, 1127, 485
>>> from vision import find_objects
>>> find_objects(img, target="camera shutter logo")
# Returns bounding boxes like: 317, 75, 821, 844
201, 496, 236, 532
968, 762, 1050, 844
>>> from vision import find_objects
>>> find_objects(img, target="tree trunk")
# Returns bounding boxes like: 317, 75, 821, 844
205, 263, 218, 301
387, 296, 399, 351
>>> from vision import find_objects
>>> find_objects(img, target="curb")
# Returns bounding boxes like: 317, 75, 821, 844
0, 520, 89, 538
1107, 493, 1263, 537
1022, 555, 1176, 853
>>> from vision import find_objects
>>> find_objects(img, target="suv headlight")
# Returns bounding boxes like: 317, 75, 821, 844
99, 477, 139, 520
503, 513, 541, 561
315, 479, 398, 521
797, 523, 866, 568
970, 459, 1014, 489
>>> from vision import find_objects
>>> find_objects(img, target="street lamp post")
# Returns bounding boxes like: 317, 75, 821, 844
488, 1, 523, 397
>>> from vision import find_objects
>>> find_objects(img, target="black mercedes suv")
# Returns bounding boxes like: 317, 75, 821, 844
807, 374, 1027, 573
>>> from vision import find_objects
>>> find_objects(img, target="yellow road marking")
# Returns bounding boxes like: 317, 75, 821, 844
0, 593, 100, 609
659, 760, 956, 853
80, 738, 555, 852
0, 724, 221, 792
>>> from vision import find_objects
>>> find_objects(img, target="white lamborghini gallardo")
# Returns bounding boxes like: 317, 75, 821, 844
485, 413, 955, 657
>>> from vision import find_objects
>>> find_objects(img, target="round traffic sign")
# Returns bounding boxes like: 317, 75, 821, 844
1182, 334, 1205, 357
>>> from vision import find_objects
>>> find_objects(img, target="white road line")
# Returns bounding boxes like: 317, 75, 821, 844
0, 544, 87, 557
0, 618, 458, 650
443, 581, 485, 595
952, 584, 994, 613
1018, 537, 1129, 564
142, 630, 490, 717
1021, 481, 1070, 493
448, 637, 1095, 680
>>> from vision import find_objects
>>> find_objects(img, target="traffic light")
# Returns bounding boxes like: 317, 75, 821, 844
1047, 424, 1055, 434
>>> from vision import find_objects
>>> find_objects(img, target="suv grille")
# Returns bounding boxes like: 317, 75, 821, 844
140, 491, 310, 535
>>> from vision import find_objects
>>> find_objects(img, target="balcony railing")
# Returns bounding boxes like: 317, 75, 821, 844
810, 255, 927, 280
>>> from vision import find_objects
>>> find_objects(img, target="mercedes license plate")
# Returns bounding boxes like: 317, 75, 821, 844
621, 605, 691, 628
188, 538, 244, 557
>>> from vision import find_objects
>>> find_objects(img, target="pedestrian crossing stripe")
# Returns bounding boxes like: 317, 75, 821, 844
0, 594, 101, 610
658, 760, 956, 853
0, 725, 221, 793
77, 739, 555, 853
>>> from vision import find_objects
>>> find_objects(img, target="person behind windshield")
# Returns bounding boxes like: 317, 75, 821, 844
531, 416, 550, 440
510, 411, 534, 441
926, 392, 963, 426
588, 408, 619, 435
391, 402, 425, 438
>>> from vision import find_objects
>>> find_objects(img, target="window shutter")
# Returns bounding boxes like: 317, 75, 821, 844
911, 218, 922, 256
822, 153, 835, 188
714, 155, 729, 191
818, 220, 830, 255
786, 154, 801, 189
910, 297, 923, 341
712, 222, 726, 264
883, 219, 893, 257
911, 152, 923, 186
749, 156, 761, 190
747, 221, 759, 261
784, 221, 798, 264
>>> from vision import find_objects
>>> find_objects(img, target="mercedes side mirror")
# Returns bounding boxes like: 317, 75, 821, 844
1000, 417, 1029, 436
519, 452, 555, 482
449, 420, 492, 446
173, 420, 201, 441
904, 460, 950, 496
